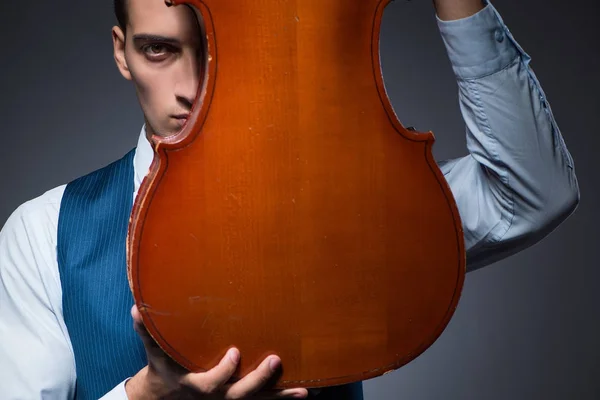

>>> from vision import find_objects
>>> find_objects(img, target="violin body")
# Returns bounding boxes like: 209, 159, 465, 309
128, 0, 466, 388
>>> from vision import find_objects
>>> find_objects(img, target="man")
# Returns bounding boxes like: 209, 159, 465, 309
0, 0, 579, 399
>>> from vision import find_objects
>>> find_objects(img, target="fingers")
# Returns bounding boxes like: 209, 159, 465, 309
184, 351, 308, 399
222, 354, 280, 399
224, 355, 308, 399
181, 347, 241, 394
252, 387, 309, 399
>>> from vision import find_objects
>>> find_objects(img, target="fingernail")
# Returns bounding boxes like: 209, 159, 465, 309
228, 348, 240, 363
269, 356, 280, 371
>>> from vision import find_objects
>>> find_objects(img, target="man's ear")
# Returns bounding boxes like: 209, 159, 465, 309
112, 26, 132, 81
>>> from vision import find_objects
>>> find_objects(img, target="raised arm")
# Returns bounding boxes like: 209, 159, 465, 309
433, 1, 580, 271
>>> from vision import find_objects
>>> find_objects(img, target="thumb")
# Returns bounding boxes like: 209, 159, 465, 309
131, 304, 162, 355
131, 304, 189, 382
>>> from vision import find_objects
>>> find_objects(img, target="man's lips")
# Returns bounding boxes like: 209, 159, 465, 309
172, 114, 189, 120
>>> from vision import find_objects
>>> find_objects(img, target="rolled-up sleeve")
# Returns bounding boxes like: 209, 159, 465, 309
435, 1, 580, 271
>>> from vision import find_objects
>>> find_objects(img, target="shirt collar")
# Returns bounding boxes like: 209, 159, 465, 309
133, 124, 153, 197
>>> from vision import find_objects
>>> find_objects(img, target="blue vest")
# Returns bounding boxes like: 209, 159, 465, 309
57, 148, 363, 399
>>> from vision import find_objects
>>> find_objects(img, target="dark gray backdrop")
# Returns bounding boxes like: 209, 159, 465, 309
1, 0, 597, 399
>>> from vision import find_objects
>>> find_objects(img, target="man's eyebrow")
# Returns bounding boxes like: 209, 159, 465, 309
132, 34, 181, 44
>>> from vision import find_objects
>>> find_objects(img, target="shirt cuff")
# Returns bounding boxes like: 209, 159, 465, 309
99, 378, 131, 400
436, 1, 528, 80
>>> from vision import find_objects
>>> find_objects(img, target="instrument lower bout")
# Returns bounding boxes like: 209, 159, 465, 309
127, 0, 466, 388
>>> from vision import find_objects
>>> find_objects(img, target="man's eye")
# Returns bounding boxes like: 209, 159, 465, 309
144, 44, 164, 53
142, 44, 175, 60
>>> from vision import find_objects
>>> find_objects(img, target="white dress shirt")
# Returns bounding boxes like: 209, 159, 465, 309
0, 3, 580, 399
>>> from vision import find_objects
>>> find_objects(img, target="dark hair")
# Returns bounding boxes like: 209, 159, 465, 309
114, 0, 128, 33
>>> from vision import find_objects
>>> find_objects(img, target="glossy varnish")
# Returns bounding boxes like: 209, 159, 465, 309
127, 0, 466, 388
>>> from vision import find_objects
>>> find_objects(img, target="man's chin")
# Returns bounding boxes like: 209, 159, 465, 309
144, 121, 183, 139
148, 126, 183, 139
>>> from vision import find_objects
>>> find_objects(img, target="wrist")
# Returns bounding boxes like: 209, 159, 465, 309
433, 0, 485, 21
125, 366, 159, 400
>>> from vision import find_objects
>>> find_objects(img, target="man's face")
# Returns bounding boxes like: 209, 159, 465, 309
112, 0, 204, 138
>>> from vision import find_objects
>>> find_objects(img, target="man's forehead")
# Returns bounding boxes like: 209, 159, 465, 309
127, 0, 200, 37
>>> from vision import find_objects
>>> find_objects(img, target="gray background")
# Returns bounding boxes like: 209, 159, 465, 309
0, 0, 597, 399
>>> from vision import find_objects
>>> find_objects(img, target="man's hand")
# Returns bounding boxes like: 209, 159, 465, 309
126, 305, 308, 399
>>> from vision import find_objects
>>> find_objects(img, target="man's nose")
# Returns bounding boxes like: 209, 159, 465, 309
174, 55, 201, 106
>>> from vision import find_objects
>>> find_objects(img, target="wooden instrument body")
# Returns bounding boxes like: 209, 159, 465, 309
128, 0, 466, 388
